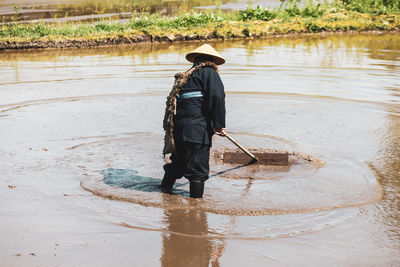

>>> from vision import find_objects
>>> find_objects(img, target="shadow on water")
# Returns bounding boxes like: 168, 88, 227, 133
210, 160, 257, 177
101, 161, 253, 197
101, 168, 190, 197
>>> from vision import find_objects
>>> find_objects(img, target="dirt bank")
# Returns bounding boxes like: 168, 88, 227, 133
0, 29, 399, 50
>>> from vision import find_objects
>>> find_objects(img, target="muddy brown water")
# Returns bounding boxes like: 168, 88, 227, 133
0, 0, 281, 23
0, 33, 399, 265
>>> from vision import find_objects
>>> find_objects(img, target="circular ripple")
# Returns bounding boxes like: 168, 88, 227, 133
78, 132, 382, 215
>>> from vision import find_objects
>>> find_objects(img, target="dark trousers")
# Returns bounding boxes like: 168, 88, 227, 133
163, 140, 210, 182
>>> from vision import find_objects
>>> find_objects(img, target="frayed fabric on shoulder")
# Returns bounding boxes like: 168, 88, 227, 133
162, 61, 218, 156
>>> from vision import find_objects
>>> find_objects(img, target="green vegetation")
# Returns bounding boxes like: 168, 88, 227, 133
0, 1, 399, 49
129, 11, 226, 28
239, 6, 278, 21
239, 2, 327, 21
340, 0, 400, 14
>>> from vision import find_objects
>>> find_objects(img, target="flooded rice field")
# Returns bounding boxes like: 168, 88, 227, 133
0, 33, 399, 265
0, 0, 281, 23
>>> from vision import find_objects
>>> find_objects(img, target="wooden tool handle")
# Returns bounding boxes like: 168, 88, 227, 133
222, 131, 258, 162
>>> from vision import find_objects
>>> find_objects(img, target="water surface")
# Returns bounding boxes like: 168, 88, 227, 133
0, 33, 399, 265
0, 0, 281, 23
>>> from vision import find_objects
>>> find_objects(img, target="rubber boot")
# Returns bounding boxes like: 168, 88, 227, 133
190, 180, 204, 198
160, 174, 176, 191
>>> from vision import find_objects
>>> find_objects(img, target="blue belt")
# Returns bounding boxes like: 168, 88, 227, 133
178, 91, 203, 99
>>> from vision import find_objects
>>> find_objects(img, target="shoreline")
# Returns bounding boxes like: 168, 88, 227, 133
1, 11, 399, 50
1, 29, 400, 51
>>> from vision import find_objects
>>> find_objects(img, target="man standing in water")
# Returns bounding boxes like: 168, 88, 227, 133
161, 44, 226, 198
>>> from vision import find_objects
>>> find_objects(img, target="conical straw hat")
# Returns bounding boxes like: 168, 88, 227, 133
186, 44, 225, 65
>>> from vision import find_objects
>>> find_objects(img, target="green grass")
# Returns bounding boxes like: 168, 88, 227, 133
0, 2, 399, 46
0, 11, 231, 39
128, 11, 225, 29
339, 0, 400, 14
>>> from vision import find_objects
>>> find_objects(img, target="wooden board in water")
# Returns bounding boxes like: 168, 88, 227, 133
223, 152, 289, 166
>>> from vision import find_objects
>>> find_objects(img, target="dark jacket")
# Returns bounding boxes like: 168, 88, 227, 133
173, 62, 226, 146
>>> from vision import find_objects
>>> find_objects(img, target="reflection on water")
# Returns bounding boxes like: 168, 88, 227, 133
161, 200, 221, 267
102, 168, 226, 265
0, 33, 399, 265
